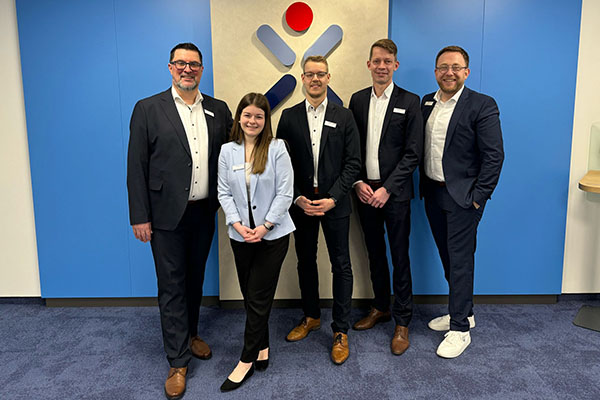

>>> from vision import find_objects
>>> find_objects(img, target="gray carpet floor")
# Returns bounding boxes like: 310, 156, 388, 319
1, 297, 599, 400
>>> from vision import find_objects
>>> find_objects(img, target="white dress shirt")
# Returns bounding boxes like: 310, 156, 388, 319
366, 83, 394, 180
424, 85, 465, 181
172, 86, 210, 201
305, 97, 328, 187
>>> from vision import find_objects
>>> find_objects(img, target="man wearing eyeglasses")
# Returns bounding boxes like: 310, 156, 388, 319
127, 42, 232, 399
276, 55, 361, 365
348, 39, 423, 356
421, 45, 504, 358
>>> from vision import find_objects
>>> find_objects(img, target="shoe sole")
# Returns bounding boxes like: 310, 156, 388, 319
285, 325, 321, 342
352, 315, 392, 331
436, 339, 471, 359
192, 351, 212, 360
164, 388, 185, 400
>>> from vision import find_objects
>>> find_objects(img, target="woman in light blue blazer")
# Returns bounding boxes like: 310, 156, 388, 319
217, 93, 294, 391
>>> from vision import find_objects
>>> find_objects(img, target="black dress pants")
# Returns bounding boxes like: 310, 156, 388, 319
356, 194, 413, 327
290, 202, 354, 334
150, 199, 215, 367
423, 180, 484, 332
230, 235, 289, 363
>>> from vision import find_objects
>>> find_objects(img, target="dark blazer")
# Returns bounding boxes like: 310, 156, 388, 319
420, 86, 504, 208
349, 84, 423, 201
276, 100, 361, 219
127, 88, 233, 230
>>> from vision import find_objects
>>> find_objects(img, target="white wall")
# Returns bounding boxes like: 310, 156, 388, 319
562, 0, 600, 293
0, 0, 41, 297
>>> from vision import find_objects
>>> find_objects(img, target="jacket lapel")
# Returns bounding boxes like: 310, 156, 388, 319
202, 95, 215, 159
319, 102, 336, 164
444, 87, 470, 152
159, 89, 191, 157
422, 95, 436, 123
232, 143, 248, 203
296, 102, 313, 158
379, 84, 398, 144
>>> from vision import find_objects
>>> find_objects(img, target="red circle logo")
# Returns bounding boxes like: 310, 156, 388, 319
285, 2, 313, 32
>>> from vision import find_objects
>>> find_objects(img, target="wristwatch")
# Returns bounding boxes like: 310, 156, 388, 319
263, 222, 275, 231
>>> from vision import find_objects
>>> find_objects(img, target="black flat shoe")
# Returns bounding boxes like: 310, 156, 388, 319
220, 364, 255, 392
255, 358, 269, 371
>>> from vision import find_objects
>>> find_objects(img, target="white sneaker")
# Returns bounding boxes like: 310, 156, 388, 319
428, 314, 475, 331
436, 330, 471, 358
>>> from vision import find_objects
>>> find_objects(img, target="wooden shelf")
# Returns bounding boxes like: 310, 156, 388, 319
579, 170, 600, 193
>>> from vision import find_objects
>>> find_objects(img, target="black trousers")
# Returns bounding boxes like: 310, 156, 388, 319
423, 179, 484, 332
230, 235, 289, 363
290, 202, 354, 334
150, 199, 215, 367
356, 193, 413, 327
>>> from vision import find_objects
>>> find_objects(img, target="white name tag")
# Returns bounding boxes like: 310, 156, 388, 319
393, 108, 406, 114
324, 120, 337, 128
204, 109, 214, 117
424, 101, 434, 106
232, 164, 244, 171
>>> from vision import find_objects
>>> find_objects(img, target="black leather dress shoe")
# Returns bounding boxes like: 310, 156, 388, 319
220, 364, 255, 392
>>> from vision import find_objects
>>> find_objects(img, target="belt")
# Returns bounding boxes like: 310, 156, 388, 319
429, 179, 446, 187
366, 180, 383, 190
313, 187, 320, 194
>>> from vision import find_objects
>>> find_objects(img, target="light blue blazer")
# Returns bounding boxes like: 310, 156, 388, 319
218, 139, 295, 242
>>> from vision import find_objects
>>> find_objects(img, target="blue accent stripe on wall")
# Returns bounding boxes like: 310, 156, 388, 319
390, 0, 582, 294
16, 0, 219, 297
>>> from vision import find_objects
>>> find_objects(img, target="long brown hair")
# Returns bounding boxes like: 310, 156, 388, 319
229, 93, 273, 174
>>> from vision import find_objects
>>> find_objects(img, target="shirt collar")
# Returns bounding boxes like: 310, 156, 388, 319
371, 82, 394, 100
433, 85, 465, 104
171, 86, 203, 106
305, 97, 328, 113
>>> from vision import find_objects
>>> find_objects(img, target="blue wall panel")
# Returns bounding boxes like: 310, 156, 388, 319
390, 0, 581, 294
16, 0, 219, 297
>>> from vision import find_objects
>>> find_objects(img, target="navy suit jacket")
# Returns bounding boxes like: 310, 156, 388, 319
420, 86, 504, 208
349, 84, 423, 201
276, 99, 361, 219
127, 88, 233, 230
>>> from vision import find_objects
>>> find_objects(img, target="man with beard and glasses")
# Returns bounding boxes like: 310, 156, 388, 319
127, 42, 232, 399
421, 45, 504, 359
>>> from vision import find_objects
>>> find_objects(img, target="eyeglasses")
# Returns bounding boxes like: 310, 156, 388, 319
303, 72, 328, 79
435, 64, 468, 73
170, 60, 203, 71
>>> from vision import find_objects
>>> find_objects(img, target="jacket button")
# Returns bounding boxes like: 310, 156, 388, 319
187, 162, 192, 167
252, 205, 256, 210
185, 188, 189, 191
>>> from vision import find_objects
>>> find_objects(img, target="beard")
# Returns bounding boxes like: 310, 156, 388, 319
175, 77, 198, 92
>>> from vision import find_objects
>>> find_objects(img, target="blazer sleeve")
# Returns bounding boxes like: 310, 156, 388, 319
383, 94, 424, 196
265, 140, 294, 224
217, 146, 243, 226
348, 93, 367, 183
127, 100, 151, 225
472, 96, 505, 204
275, 110, 302, 201
327, 109, 361, 201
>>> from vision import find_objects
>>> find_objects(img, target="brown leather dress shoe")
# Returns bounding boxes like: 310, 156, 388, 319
391, 325, 410, 355
331, 332, 349, 365
353, 308, 392, 330
164, 367, 187, 400
190, 336, 212, 360
286, 317, 321, 342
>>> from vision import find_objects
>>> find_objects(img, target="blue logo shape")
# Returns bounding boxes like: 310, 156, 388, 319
257, 25, 296, 67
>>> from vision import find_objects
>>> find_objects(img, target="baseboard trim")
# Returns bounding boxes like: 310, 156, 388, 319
43, 294, 560, 308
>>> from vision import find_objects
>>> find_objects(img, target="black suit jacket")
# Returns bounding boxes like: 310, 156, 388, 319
276, 99, 361, 219
127, 88, 233, 230
420, 86, 504, 208
349, 84, 423, 201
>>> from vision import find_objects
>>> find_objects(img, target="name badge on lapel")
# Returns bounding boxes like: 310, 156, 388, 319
232, 164, 244, 171
324, 120, 337, 128
393, 108, 406, 114
424, 101, 434, 106
204, 109, 215, 117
